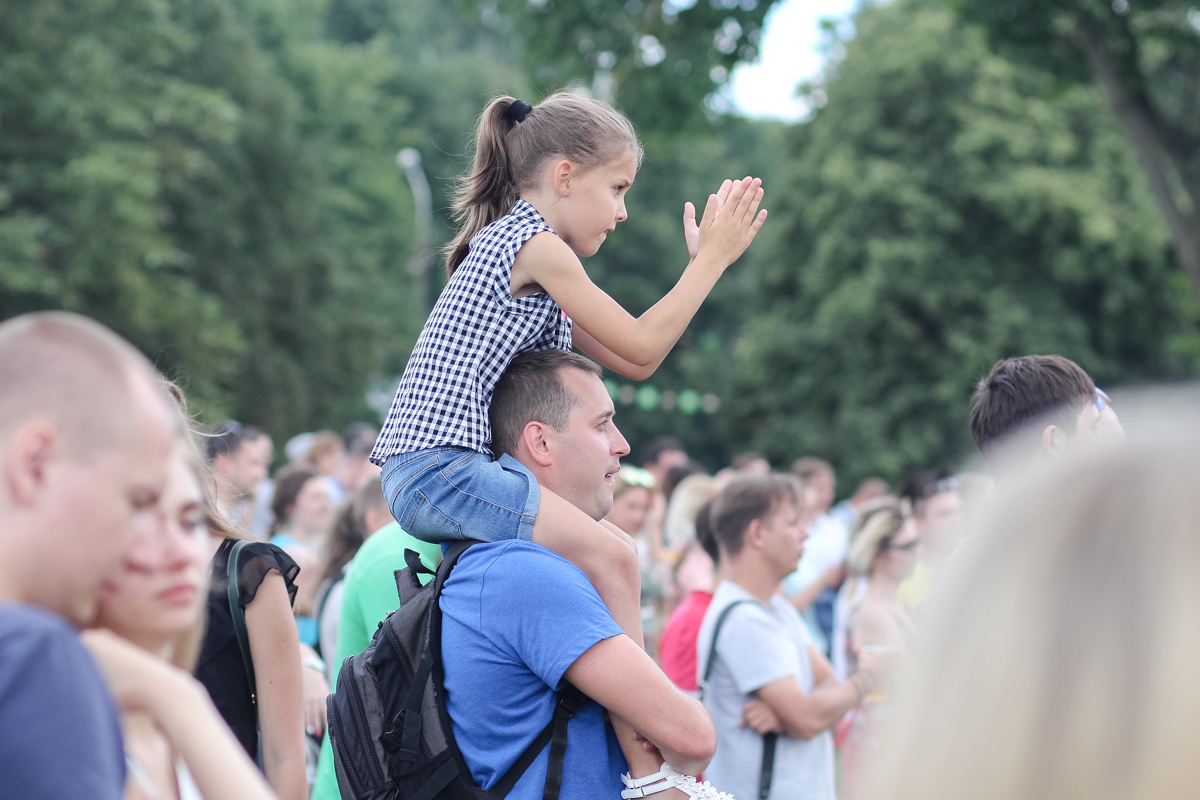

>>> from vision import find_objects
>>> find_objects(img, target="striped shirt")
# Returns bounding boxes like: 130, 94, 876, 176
370, 200, 573, 463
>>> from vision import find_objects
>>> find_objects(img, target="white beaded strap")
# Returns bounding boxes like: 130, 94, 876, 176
620, 763, 738, 800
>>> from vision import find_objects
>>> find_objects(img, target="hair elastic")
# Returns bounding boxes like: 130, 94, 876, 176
505, 99, 533, 123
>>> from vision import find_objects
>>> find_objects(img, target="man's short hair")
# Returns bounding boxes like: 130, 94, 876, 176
489, 349, 604, 457
0, 311, 160, 458
710, 474, 803, 557
640, 435, 685, 468
205, 420, 263, 463
791, 457, 833, 484
969, 355, 1095, 456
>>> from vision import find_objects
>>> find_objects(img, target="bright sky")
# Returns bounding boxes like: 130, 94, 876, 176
729, 0, 859, 121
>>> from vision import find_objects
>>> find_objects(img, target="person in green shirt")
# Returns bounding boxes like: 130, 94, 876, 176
311, 518, 441, 800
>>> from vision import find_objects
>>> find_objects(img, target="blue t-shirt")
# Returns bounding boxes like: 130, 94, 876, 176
0, 603, 125, 799
440, 541, 628, 800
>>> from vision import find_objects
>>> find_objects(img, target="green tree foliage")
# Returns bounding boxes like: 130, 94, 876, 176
950, 0, 1200, 301
471, 0, 782, 134
727, 0, 1198, 484
0, 0, 419, 441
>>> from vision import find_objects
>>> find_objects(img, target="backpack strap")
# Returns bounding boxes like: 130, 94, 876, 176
392, 541, 476, 770
491, 683, 589, 800
701, 598, 775, 800
227, 540, 257, 706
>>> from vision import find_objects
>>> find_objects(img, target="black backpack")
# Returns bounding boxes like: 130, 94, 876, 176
326, 539, 589, 800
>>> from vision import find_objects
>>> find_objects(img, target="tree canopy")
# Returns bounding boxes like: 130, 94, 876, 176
727, 0, 1198, 484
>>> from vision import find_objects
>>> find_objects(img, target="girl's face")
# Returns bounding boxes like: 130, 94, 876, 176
289, 476, 332, 530
559, 150, 637, 257
607, 486, 652, 535
95, 446, 209, 649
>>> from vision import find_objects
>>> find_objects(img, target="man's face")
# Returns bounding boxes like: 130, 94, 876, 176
217, 437, 270, 498
759, 498, 808, 581
544, 369, 631, 521
32, 384, 175, 626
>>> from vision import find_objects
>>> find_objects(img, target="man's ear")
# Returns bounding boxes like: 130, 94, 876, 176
1041, 424, 1067, 458
743, 518, 764, 552
3, 421, 60, 507
551, 159, 573, 198
520, 420, 555, 468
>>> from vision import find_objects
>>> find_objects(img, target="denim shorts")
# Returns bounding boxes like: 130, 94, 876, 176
380, 446, 540, 544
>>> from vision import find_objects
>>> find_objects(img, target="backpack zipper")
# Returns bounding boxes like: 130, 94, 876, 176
343, 661, 387, 787
328, 704, 366, 797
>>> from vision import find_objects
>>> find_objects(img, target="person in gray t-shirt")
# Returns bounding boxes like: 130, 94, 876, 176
698, 475, 892, 800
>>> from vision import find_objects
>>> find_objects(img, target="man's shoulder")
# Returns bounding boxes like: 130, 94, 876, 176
703, 582, 773, 627
0, 603, 81, 655
454, 540, 583, 581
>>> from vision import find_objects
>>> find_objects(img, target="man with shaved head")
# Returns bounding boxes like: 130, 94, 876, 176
0, 311, 177, 799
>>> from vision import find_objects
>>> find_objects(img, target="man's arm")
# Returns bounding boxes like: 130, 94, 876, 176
754, 646, 867, 740
564, 634, 716, 776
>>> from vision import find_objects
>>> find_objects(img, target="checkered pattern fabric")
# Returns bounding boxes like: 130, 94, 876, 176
370, 200, 573, 464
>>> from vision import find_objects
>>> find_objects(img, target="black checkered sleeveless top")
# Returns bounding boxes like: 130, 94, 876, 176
370, 201, 573, 463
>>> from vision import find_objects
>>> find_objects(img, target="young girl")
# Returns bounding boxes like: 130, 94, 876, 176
369, 92, 765, 794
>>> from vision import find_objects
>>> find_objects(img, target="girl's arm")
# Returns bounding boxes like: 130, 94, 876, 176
518, 178, 765, 377
245, 571, 308, 800
81, 630, 277, 800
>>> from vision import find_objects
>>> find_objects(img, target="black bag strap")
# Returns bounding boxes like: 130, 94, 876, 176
759, 733, 777, 800
491, 684, 589, 799
227, 540, 257, 706
702, 599, 775, 800
701, 600, 753, 685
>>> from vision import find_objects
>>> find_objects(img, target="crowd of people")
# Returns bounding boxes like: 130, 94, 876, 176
3, 84, 1198, 800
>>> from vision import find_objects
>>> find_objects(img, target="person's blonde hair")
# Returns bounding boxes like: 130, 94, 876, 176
844, 497, 906, 577
445, 91, 643, 276
858, 428, 1200, 800
663, 474, 719, 550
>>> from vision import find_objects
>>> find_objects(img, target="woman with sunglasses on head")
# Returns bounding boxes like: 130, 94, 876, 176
837, 497, 919, 795
85, 422, 276, 800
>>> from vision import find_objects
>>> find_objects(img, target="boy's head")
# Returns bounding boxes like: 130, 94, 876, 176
969, 355, 1098, 463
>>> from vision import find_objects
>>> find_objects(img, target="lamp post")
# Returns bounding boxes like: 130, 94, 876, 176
397, 147, 433, 321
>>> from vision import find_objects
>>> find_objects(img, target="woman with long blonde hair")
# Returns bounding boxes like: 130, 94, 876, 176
858, 425, 1200, 800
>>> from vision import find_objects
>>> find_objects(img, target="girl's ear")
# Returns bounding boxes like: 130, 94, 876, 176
550, 159, 573, 197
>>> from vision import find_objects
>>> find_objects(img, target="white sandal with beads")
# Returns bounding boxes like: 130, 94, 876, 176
621, 763, 737, 800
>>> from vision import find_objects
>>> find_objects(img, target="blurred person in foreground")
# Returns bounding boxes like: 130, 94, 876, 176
835, 498, 919, 796
207, 421, 270, 532
92, 401, 275, 800
698, 474, 890, 800
0, 312, 176, 799
858, 415, 1200, 800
